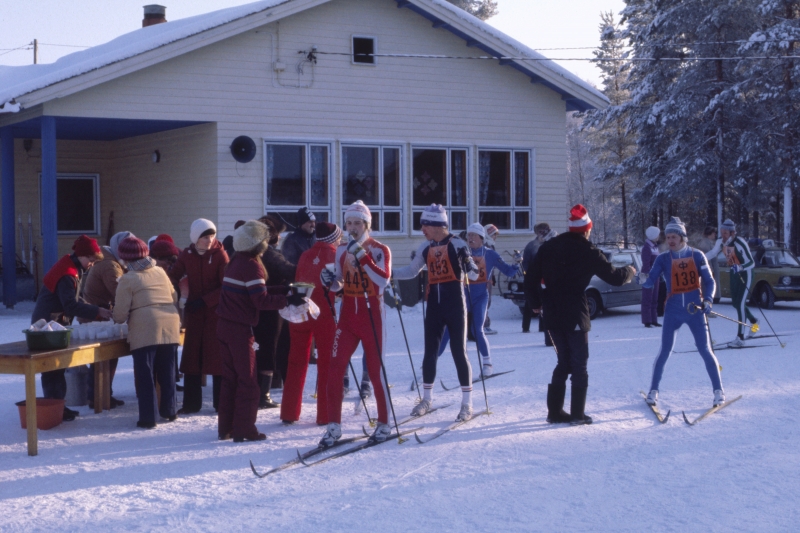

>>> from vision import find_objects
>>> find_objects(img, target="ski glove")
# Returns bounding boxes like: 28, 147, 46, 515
731, 264, 742, 274
465, 257, 480, 281
287, 293, 306, 307
347, 240, 366, 260
636, 272, 648, 285
320, 268, 336, 288
184, 298, 206, 312
702, 300, 712, 315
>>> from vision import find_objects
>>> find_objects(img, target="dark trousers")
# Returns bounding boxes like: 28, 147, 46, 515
522, 301, 535, 331
254, 310, 283, 374
132, 344, 178, 425
87, 358, 119, 400
422, 296, 471, 387
548, 329, 590, 388
42, 369, 67, 399
217, 318, 260, 440
182, 373, 221, 412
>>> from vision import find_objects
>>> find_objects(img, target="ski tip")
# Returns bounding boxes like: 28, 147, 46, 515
249, 459, 260, 477
662, 410, 671, 424
681, 411, 693, 426
414, 432, 425, 444
296, 448, 310, 466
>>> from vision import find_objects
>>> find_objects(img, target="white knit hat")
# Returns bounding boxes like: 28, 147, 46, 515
344, 200, 371, 223
420, 204, 448, 227
645, 226, 660, 241
233, 220, 270, 252
467, 223, 486, 239
190, 218, 217, 244
664, 217, 687, 238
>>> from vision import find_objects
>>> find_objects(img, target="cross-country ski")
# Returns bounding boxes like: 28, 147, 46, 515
682, 395, 743, 426
640, 391, 670, 424
414, 409, 490, 444
439, 369, 516, 391
298, 427, 423, 467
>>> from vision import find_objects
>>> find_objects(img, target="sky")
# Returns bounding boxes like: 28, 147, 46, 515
0, 0, 626, 87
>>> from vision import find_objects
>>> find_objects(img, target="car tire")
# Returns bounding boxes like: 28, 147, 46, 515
755, 284, 775, 310
586, 291, 602, 319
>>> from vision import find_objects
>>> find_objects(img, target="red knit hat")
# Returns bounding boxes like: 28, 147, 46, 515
155, 233, 174, 244
117, 237, 149, 261
72, 235, 102, 258
315, 222, 342, 245
568, 204, 593, 233
150, 239, 181, 259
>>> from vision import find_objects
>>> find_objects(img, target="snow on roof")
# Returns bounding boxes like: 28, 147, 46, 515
425, 0, 605, 103
0, 0, 292, 105
0, 0, 604, 108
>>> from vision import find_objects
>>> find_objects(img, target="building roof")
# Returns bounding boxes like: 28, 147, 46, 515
0, 0, 607, 113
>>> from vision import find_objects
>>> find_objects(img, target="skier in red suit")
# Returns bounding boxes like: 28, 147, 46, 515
280, 222, 343, 425
319, 201, 393, 446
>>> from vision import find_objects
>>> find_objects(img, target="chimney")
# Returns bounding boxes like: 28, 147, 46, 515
143, 5, 167, 28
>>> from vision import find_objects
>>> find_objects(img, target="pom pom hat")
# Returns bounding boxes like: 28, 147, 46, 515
720, 219, 736, 232
297, 207, 316, 226
467, 223, 486, 239
344, 200, 371, 224
316, 222, 342, 245
420, 204, 448, 227
664, 217, 687, 238
150, 238, 181, 259
117, 237, 149, 262
72, 235, 102, 259
568, 204, 593, 233
645, 226, 660, 241
233, 220, 270, 252
190, 218, 216, 244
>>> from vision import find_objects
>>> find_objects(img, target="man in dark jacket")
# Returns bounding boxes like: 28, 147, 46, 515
280, 207, 316, 265
524, 205, 636, 426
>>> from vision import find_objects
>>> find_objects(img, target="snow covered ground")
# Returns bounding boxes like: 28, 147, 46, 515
0, 296, 798, 532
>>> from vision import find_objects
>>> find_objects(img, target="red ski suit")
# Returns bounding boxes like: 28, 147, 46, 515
280, 241, 338, 424
326, 236, 391, 425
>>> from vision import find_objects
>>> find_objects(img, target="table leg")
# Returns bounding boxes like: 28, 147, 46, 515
102, 360, 111, 411
25, 364, 38, 456
94, 363, 103, 414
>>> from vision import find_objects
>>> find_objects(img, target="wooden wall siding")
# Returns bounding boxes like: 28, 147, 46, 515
33, 0, 572, 264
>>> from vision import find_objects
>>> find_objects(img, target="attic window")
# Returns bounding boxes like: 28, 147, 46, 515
352, 36, 375, 65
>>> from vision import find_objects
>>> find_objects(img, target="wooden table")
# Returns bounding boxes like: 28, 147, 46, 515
0, 337, 131, 456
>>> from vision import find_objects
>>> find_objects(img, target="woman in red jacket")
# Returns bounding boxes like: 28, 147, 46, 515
169, 219, 229, 414
280, 222, 342, 425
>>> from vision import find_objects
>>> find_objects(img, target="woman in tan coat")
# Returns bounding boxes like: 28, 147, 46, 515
113, 237, 182, 429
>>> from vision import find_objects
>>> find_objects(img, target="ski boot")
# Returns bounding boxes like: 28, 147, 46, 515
713, 389, 726, 407
456, 403, 473, 422
319, 422, 342, 448
369, 423, 391, 443
411, 398, 431, 417
645, 389, 658, 406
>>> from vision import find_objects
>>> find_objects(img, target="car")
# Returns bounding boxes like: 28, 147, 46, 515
715, 239, 800, 309
500, 243, 643, 319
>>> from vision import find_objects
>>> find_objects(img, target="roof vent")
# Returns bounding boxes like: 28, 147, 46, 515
143, 5, 167, 28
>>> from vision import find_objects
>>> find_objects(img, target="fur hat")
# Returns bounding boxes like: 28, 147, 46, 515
534, 222, 551, 235
72, 235, 102, 259
420, 204, 448, 227
234, 220, 246, 230
568, 204, 593, 233
149, 234, 181, 259
109, 231, 135, 261
720, 219, 736, 233
259, 215, 286, 245
467, 223, 486, 240
316, 222, 342, 245
190, 218, 217, 244
344, 201, 372, 224
664, 217, 687, 238
233, 220, 270, 252
645, 226, 660, 241
117, 237, 149, 261
297, 207, 316, 227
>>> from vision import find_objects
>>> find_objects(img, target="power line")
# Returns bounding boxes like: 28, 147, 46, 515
321, 51, 800, 62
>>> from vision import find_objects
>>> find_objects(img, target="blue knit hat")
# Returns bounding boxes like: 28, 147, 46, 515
664, 217, 687, 238
420, 204, 448, 227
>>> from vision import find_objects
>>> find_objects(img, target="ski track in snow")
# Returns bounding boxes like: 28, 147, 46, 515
0, 298, 798, 531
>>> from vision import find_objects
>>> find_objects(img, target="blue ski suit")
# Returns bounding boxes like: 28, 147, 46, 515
642, 245, 722, 392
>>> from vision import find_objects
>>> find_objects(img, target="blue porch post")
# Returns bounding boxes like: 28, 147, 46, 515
1, 126, 16, 307
41, 116, 58, 272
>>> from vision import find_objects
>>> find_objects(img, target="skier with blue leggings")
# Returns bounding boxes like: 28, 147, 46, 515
437, 223, 522, 376
642, 217, 726, 408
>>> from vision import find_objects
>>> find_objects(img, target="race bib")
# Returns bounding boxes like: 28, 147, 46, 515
342, 255, 376, 297
723, 245, 740, 267
670, 256, 701, 297
472, 255, 488, 284
426, 244, 458, 285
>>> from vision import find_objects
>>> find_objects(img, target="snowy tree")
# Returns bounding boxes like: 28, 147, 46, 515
445, 0, 498, 20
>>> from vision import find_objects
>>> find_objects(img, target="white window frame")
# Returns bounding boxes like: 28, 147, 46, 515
39, 172, 101, 236
476, 148, 535, 233
340, 143, 405, 235
410, 145, 471, 234
351, 35, 378, 66
262, 139, 333, 221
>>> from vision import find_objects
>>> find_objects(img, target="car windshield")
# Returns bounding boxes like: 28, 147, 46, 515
760, 250, 800, 267
609, 253, 634, 267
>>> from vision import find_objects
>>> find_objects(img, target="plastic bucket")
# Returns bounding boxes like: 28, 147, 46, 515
23, 329, 72, 350
64, 366, 89, 407
16, 398, 65, 430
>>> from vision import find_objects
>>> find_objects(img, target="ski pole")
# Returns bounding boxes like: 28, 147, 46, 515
389, 278, 422, 401
353, 252, 404, 443
461, 258, 490, 415
734, 270, 785, 348
323, 286, 374, 425
686, 302, 757, 331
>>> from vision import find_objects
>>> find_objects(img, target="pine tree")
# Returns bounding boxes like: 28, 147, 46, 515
445, 0, 498, 20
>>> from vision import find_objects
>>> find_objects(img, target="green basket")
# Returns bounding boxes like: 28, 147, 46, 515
23, 329, 72, 350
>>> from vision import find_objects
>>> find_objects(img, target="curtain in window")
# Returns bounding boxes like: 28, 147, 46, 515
310, 145, 327, 206
479, 151, 491, 205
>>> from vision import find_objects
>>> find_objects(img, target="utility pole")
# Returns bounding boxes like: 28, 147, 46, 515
33, 39, 38, 64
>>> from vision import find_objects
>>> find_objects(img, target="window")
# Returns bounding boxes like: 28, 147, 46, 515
478, 150, 532, 231
412, 148, 469, 231
341, 145, 402, 233
352, 36, 376, 65
264, 141, 331, 225
40, 173, 100, 235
